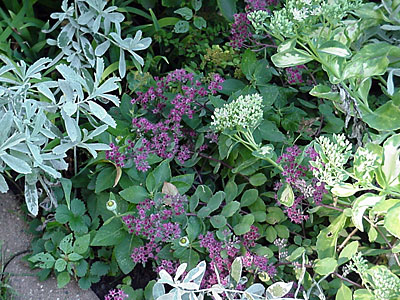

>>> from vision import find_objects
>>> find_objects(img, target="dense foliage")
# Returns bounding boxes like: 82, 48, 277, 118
1, 0, 400, 299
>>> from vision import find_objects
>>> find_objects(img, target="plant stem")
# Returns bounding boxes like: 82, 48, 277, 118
333, 272, 363, 288
337, 228, 358, 251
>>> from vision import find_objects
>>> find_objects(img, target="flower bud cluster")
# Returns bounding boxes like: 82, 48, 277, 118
211, 93, 264, 132
311, 134, 352, 186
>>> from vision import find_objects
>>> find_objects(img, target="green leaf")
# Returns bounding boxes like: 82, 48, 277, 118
119, 186, 148, 203
385, 202, 400, 238
90, 261, 110, 277
314, 257, 338, 275
170, 174, 195, 194
174, 20, 189, 33
174, 7, 193, 20
207, 191, 225, 212
249, 173, 267, 186
352, 193, 385, 232
275, 225, 289, 239
287, 247, 305, 262
240, 189, 258, 207
316, 213, 347, 259
115, 235, 142, 274
57, 271, 70, 288
28, 252, 55, 269
363, 101, 400, 131
265, 226, 277, 243
68, 253, 83, 261
55, 258, 67, 272
317, 41, 352, 58
336, 283, 353, 300
71, 199, 86, 216
186, 216, 202, 241
191, 0, 202, 11
74, 234, 91, 255
59, 233, 74, 254
193, 16, 206, 29
217, 0, 236, 21
55, 205, 73, 224
91, 219, 126, 246
221, 201, 240, 217
224, 181, 238, 202
241, 49, 257, 80
310, 84, 340, 101
60, 178, 72, 210
271, 48, 313, 68
210, 215, 227, 228
338, 241, 358, 265
95, 167, 116, 193
151, 160, 171, 191
233, 214, 254, 235
257, 120, 286, 142
353, 289, 374, 300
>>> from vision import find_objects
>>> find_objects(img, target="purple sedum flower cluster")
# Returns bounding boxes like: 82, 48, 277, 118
104, 288, 128, 300
230, 0, 278, 49
106, 69, 224, 172
198, 227, 276, 288
122, 194, 187, 264
276, 145, 327, 224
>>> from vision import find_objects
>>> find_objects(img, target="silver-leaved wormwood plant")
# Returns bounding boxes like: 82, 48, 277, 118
0, 0, 151, 216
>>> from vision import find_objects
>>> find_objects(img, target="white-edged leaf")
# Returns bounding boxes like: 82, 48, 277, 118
0, 173, 8, 193
352, 193, 385, 231
174, 263, 187, 282
36, 82, 56, 102
119, 49, 126, 78
317, 41, 352, 58
0, 152, 31, 174
62, 102, 78, 116
61, 110, 80, 142
88, 101, 116, 128
25, 181, 38, 216
266, 282, 293, 299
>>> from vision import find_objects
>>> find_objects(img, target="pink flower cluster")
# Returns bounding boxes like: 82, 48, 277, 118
122, 194, 187, 264
285, 65, 305, 85
104, 289, 128, 300
275, 145, 328, 224
198, 228, 275, 288
105, 143, 126, 167
106, 69, 224, 172
230, 13, 252, 49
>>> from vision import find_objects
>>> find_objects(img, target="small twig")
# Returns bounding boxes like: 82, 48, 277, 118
338, 228, 358, 251
362, 216, 400, 267
334, 272, 363, 288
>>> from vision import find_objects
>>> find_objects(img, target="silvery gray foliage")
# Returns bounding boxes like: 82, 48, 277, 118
152, 259, 301, 300
44, 0, 152, 75
0, 55, 112, 216
0, 0, 151, 216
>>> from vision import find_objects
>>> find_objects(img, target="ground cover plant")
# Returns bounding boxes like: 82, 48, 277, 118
1, 0, 400, 299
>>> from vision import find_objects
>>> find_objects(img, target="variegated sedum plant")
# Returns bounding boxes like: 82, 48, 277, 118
0, 0, 151, 215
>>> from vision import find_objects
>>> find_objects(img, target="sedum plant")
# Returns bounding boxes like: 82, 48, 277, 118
211, 93, 283, 171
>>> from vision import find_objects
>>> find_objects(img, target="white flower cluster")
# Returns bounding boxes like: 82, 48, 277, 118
247, 10, 269, 34
211, 93, 264, 132
372, 267, 400, 300
311, 134, 352, 186
258, 0, 361, 38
